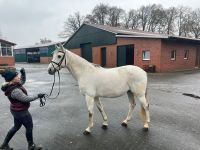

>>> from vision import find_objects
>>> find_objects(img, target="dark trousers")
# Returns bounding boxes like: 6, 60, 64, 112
2, 110, 33, 146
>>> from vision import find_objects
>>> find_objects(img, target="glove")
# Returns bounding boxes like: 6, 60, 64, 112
38, 93, 46, 99
20, 68, 25, 75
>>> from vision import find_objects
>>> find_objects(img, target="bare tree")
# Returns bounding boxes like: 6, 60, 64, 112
164, 7, 178, 35
59, 11, 85, 38
190, 9, 200, 38
35, 38, 52, 45
91, 3, 109, 25
147, 4, 165, 32
123, 9, 140, 29
85, 14, 98, 24
176, 6, 192, 36
181, 14, 192, 37
40, 38, 52, 44
138, 5, 152, 31
107, 6, 124, 27
60, 3, 200, 38
123, 11, 131, 29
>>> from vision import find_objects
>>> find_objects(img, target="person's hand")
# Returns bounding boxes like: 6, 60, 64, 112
38, 93, 46, 99
20, 68, 25, 75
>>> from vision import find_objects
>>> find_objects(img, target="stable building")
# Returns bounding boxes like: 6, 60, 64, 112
0, 39, 16, 66
64, 23, 200, 72
14, 42, 64, 64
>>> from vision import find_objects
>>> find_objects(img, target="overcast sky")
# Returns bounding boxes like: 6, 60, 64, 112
0, 0, 200, 47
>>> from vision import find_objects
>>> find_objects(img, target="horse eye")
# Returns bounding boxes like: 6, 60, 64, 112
58, 55, 62, 59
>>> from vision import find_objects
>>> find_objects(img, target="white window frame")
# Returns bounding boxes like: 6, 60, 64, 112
184, 49, 189, 60
171, 50, 176, 60
142, 50, 150, 60
0, 43, 13, 56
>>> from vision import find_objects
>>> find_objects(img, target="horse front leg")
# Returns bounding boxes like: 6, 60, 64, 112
94, 97, 108, 129
83, 95, 94, 135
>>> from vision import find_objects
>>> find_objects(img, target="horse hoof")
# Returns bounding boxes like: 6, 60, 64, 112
83, 130, 90, 135
102, 125, 108, 130
143, 127, 149, 132
121, 122, 128, 127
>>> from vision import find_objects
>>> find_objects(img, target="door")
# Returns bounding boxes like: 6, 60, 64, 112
126, 45, 134, 65
117, 45, 126, 66
196, 47, 200, 68
81, 43, 92, 62
101, 47, 106, 67
26, 48, 40, 63
117, 45, 134, 66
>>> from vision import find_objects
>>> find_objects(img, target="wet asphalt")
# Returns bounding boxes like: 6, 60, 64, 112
0, 63, 200, 150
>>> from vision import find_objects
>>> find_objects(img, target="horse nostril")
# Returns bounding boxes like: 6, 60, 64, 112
48, 68, 52, 74
48, 68, 55, 75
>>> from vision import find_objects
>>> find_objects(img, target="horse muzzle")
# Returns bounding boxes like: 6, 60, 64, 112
48, 67, 56, 75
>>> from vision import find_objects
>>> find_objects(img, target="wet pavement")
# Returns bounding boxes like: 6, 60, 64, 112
0, 63, 200, 150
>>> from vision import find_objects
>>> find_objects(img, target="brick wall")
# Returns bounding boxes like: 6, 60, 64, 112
92, 45, 117, 67
0, 56, 15, 66
70, 48, 81, 56
40, 57, 52, 64
69, 38, 162, 71
117, 38, 162, 71
68, 38, 197, 72
160, 41, 196, 72
70, 46, 117, 67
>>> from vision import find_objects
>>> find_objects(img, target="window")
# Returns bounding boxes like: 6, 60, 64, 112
14, 49, 26, 54
184, 50, 189, 59
171, 50, 176, 60
39, 47, 48, 56
2, 47, 7, 55
6, 47, 12, 55
142, 50, 150, 60
0, 43, 13, 56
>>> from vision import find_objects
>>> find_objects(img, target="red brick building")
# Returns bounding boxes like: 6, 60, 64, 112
64, 24, 200, 72
0, 39, 16, 66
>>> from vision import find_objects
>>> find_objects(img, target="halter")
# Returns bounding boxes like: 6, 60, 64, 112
50, 50, 66, 70
39, 50, 66, 107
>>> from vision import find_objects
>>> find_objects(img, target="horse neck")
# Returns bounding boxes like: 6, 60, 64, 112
65, 50, 95, 80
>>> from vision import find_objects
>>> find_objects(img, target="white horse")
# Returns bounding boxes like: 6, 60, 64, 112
47, 45, 150, 135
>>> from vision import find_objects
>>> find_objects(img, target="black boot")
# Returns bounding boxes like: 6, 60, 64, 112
0, 144, 13, 150
28, 144, 42, 150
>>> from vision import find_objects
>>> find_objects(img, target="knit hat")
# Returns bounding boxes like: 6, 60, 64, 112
1, 69, 18, 82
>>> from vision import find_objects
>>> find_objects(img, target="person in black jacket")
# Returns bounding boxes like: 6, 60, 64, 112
0, 68, 45, 150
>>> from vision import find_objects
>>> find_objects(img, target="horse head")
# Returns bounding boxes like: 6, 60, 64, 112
48, 44, 66, 75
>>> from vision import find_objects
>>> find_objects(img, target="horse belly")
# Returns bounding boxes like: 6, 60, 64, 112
96, 80, 129, 98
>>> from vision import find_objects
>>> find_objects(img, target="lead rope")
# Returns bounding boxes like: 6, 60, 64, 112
39, 70, 61, 107
39, 50, 66, 107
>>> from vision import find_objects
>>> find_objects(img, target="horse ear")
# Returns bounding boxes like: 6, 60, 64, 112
58, 43, 65, 51
61, 45, 65, 51
55, 44, 59, 49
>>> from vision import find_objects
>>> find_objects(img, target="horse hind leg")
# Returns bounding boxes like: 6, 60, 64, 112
137, 95, 150, 131
121, 91, 136, 127
83, 95, 95, 135
94, 97, 108, 129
